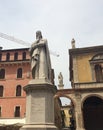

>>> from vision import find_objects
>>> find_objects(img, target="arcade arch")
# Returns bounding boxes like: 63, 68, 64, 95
54, 94, 76, 129
82, 95, 103, 130
54, 94, 76, 107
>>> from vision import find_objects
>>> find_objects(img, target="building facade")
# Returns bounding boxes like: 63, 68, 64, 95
0, 48, 31, 124
0, 47, 62, 127
69, 45, 103, 130
61, 105, 72, 128
1, 43, 103, 130
56, 44, 103, 130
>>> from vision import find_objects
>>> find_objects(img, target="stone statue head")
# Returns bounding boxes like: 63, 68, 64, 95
36, 31, 42, 40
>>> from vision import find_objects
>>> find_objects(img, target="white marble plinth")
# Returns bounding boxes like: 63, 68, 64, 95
20, 80, 58, 130
20, 124, 57, 130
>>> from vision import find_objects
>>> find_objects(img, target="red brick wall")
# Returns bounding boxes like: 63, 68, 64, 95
0, 48, 31, 118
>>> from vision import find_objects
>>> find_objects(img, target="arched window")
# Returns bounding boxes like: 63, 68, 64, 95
22, 52, 26, 60
95, 64, 103, 82
90, 53, 103, 82
17, 68, 22, 78
0, 54, 2, 61
0, 69, 5, 79
14, 52, 18, 60
6, 53, 10, 61
0, 86, 3, 97
16, 85, 22, 96
14, 106, 20, 117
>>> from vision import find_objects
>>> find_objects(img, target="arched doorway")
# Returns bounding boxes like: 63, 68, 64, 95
58, 96, 76, 130
83, 96, 103, 130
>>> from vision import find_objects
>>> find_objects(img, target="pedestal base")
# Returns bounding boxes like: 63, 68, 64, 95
76, 128, 86, 130
20, 124, 58, 130
21, 80, 58, 130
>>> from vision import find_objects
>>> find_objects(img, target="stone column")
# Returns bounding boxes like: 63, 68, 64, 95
75, 93, 85, 130
90, 64, 96, 82
20, 79, 58, 130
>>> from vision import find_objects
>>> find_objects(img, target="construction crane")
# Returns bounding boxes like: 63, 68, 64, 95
0, 32, 59, 57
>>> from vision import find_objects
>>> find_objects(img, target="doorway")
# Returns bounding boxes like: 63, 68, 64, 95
83, 96, 103, 130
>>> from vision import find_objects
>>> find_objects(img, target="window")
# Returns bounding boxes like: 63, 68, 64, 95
0, 86, 3, 97
0, 54, 2, 61
14, 52, 18, 60
0, 69, 5, 79
0, 107, 1, 117
90, 53, 103, 82
14, 106, 20, 117
95, 64, 103, 82
16, 85, 22, 96
17, 68, 22, 78
22, 52, 26, 60
6, 53, 10, 61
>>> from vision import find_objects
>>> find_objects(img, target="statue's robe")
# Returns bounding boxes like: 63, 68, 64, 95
30, 39, 51, 81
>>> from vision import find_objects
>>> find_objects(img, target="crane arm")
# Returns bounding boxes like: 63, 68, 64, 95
0, 32, 30, 47
0, 32, 59, 57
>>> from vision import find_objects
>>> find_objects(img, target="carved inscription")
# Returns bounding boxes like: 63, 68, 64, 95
31, 97, 45, 123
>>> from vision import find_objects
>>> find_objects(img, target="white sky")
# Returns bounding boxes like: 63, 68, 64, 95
0, 0, 103, 96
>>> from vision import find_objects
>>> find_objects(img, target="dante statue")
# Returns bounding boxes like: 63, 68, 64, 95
29, 31, 51, 81
58, 72, 63, 85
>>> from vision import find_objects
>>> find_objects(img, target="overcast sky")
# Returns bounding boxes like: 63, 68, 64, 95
0, 0, 103, 103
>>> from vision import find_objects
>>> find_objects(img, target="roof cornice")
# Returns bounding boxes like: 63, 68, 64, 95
0, 47, 29, 52
69, 45, 103, 55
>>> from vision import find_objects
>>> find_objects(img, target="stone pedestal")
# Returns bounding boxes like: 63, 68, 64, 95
20, 79, 58, 130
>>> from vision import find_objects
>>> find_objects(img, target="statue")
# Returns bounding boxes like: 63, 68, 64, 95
29, 31, 51, 81
58, 72, 63, 85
